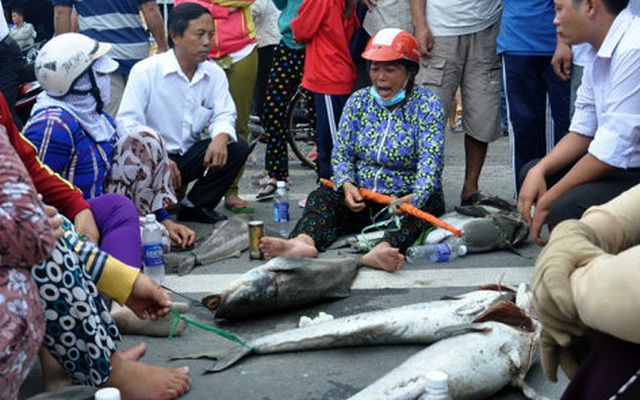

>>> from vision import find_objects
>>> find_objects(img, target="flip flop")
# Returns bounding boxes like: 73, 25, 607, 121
224, 199, 255, 214
256, 181, 277, 201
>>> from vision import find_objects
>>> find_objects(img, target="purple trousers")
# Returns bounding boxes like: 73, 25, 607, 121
88, 193, 142, 269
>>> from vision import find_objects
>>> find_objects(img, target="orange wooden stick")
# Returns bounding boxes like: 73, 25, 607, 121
320, 179, 462, 237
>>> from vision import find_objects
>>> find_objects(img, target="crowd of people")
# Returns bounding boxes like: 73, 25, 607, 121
1, 0, 639, 398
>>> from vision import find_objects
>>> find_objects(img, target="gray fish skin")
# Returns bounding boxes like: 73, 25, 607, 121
348, 319, 543, 400
202, 256, 362, 320
250, 289, 514, 353
164, 217, 249, 276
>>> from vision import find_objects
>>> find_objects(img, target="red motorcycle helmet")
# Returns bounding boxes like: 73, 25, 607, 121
361, 28, 421, 65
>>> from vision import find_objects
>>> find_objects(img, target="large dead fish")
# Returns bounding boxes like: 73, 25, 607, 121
425, 199, 529, 254
181, 285, 515, 372
164, 217, 249, 276
347, 301, 546, 400
201, 256, 362, 320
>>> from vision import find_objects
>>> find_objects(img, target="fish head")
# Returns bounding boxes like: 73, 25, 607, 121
202, 268, 278, 320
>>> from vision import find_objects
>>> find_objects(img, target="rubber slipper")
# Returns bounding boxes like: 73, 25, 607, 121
224, 200, 255, 214
460, 192, 485, 207
256, 181, 277, 201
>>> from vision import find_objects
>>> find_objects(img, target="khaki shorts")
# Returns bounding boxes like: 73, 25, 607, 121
416, 21, 502, 143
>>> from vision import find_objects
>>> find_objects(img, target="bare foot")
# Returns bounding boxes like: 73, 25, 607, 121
39, 347, 73, 392
119, 342, 147, 361
106, 353, 190, 400
259, 236, 318, 259
111, 304, 187, 337
362, 243, 404, 272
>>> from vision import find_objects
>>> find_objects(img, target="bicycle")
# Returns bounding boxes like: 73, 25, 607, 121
247, 85, 317, 170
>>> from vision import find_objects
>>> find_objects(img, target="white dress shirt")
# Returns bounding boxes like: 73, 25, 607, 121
117, 50, 237, 156
570, 8, 640, 169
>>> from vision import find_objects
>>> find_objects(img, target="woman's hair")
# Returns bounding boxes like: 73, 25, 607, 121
343, 0, 356, 19
168, 2, 211, 48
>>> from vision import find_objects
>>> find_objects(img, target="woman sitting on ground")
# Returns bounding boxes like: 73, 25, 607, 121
260, 28, 446, 272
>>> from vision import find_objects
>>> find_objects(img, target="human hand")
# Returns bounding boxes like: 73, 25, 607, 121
413, 24, 433, 57
40, 198, 65, 239
343, 182, 365, 213
161, 219, 196, 249
551, 41, 572, 81
73, 208, 100, 244
517, 168, 547, 225
168, 159, 182, 189
205, 134, 230, 169
390, 194, 413, 215
125, 272, 172, 320
361, 0, 377, 10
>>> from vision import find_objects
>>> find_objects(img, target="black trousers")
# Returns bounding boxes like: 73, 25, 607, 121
520, 159, 640, 225
169, 138, 250, 209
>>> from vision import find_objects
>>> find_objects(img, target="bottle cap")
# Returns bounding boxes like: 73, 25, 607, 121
458, 245, 467, 256
424, 370, 449, 392
95, 387, 121, 400
276, 180, 286, 188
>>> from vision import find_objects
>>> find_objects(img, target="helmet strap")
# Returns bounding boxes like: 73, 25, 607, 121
67, 70, 104, 114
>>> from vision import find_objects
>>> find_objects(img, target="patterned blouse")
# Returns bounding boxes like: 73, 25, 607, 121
332, 86, 445, 209
23, 107, 118, 199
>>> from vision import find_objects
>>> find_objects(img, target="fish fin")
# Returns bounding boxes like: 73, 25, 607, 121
169, 351, 219, 361
434, 323, 491, 339
177, 254, 197, 276
205, 346, 254, 373
473, 301, 536, 332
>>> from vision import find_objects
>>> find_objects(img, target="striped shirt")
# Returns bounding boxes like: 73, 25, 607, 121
52, 0, 153, 75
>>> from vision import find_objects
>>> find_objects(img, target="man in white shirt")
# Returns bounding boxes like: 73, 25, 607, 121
118, 2, 249, 224
517, 0, 640, 246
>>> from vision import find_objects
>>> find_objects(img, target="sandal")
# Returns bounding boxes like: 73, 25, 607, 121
256, 179, 278, 201
460, 192, 486, 207
224, 198, 255, 214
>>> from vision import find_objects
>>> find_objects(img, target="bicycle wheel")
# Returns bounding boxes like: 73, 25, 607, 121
286, 86, 317, 169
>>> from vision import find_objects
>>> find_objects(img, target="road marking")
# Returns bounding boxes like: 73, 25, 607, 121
163, 267, 533, 294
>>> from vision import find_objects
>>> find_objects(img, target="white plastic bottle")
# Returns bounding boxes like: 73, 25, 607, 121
406, 238, 467, 264
141, 214, 165, 283
419, 370, 453, 400
273, 180, 290, 237
95, 387, 121, 400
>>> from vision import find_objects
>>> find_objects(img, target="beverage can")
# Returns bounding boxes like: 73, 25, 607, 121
248, 220, 264, 260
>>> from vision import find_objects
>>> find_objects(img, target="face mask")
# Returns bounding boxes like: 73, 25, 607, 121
371, 86, 406, 107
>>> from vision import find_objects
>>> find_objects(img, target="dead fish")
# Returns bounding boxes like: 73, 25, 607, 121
347, 301, 546, 400
25, 386, 97, 400
164, 217, 249, 276
201, 256, 362, 320
328, 230, 385, 251
425, 201, 529, 254
183, 285, 515, 372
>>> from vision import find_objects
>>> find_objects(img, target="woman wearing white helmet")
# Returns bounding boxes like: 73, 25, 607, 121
260, 28, 446, 272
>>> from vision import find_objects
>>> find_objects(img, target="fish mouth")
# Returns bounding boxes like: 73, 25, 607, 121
201, 294, 222, 311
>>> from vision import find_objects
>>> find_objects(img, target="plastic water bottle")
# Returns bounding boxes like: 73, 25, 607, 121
95, 387, 121, 400
273, 180, 290, 237
142, 214, 165, 283
406, 238, 467, 264
419, 370, 453, 400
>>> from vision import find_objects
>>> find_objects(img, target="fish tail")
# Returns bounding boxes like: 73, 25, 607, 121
177, 254, 197, 276
205, 346, 254, 373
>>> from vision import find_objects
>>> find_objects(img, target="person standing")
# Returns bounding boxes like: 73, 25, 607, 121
291, 0, 359, 180
53, 0, 168, 117
0, 1, 25, 129
9, 6, 36, 53
410, 0, 503, 206
118, 2, 250, 225
499, 0, 572, 193
251, 0, 280, 122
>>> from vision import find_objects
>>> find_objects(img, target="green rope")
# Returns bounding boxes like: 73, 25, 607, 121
168, 306, 254, 350
358, 203, 402, 252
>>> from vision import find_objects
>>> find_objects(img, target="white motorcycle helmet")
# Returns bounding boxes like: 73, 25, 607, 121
35, 33, 116, 97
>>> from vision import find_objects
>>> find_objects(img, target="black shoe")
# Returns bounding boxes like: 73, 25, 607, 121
177, 205, 228, 224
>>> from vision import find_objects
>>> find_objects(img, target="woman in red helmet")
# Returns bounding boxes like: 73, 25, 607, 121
260, 28, 446, 272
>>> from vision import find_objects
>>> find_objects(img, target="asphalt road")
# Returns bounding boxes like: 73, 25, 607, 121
20, 131, 569, 399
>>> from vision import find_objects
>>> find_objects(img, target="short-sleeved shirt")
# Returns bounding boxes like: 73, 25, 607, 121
570, 8, 640, 169
425, 0, 502, 37
52, 0, 153, 75
497, 0, 557, 55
